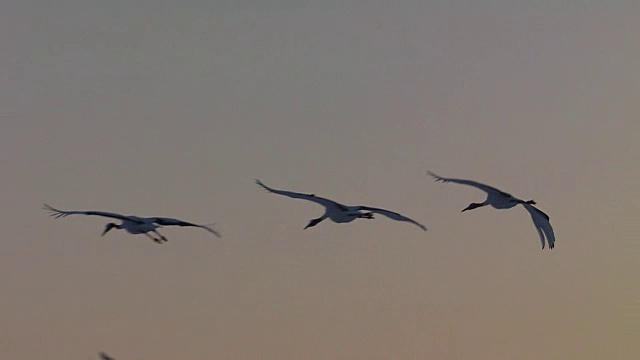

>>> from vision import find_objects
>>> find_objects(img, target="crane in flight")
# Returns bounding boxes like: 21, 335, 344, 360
256, 179, 427, 231
427, 171, 555, 249
44, 204, 220, 243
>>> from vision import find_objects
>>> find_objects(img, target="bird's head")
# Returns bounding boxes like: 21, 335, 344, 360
101, 223, 120, 236
304, 218, 322, 229
462, 202, 484, 212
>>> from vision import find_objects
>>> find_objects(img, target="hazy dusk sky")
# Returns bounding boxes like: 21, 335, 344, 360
1, 1, 639, 359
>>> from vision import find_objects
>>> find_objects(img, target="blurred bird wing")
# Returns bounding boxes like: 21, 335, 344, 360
522, 203, 555, 249
358, 206, 427, 231
43, 204, 137, 222
150, 217, 221, 237
427, 171, 512, 198
255, 179, 348, 211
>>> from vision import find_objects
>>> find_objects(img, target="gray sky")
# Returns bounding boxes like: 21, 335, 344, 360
1, 1, 639, 359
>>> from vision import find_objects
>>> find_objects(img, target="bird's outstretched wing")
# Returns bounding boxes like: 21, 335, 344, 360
427, 171, 512, 197
255, 179, 348, 211
357, 206, 427, 231
522, 203, 555, 249
43, 204, 138, 223
151, 218, 221, 237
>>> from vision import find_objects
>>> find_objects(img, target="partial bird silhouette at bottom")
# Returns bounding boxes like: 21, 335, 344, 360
99, 352, 115, 360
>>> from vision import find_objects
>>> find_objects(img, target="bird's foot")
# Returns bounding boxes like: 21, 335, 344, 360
153, 238, 163, 244
360, 212, 374, 219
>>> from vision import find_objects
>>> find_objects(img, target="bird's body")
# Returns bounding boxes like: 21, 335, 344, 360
427, 171, 555, 249
44, 204, 220, 243
110, 218, 160, 235
256, 179, 427, 231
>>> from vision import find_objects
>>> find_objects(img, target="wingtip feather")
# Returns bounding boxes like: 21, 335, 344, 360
426, 170, 446, 182
255, 179, 274, 192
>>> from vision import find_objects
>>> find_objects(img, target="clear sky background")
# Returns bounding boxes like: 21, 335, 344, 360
1, 1, 639, 359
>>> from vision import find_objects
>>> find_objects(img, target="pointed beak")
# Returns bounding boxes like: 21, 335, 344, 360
101, 224, 114, 236
461, 203, 478, 212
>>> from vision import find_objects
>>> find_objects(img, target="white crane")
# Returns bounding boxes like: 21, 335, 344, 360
44, 204, 220, 243
427, 171, 555, 249
256, 179, 427, 231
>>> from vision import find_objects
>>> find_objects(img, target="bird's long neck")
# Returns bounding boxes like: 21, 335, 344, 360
104, 222, 123, 233
462, 201, 488, 212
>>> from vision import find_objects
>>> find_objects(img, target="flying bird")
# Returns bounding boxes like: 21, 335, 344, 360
44, 204, 220, 243
256, 179, 427, 231
427, 171, 555, 249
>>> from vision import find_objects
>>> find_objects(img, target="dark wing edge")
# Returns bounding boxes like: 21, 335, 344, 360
426, 171, 510, 196
255, 179, 346, 210
42, 204, 136, 222
152, 218, 221, 237
43, 204, 69, 219
359, 206, 427, 231
522, 204, 555, 250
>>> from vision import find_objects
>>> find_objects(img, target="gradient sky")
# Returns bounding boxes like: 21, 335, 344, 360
1, 1, 639, 359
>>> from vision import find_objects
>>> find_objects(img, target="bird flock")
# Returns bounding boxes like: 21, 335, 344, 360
45, 171, 555, 250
